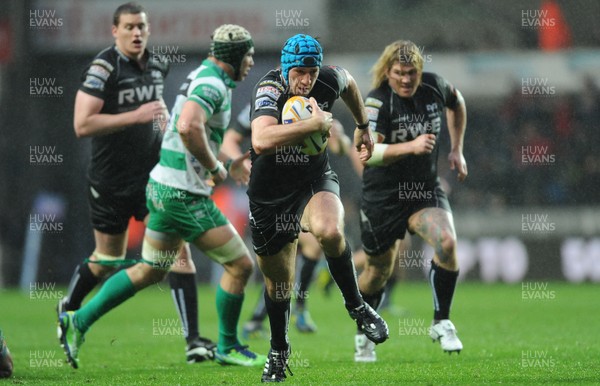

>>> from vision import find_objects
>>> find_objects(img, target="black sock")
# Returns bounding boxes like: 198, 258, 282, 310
429, 260, 459, 321
264, 290, 290, 350
325, 241, 363, 310
169, 272, 199, 343
296, 253, 318, 309
380, 275, 397, 309
65, 262, 102, 310
251, 285, 269, 322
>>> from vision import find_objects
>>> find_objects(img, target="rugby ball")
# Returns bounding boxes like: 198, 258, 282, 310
281, 96, 328, 156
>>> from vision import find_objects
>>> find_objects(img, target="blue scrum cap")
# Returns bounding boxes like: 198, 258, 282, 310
280, 34, 322, 83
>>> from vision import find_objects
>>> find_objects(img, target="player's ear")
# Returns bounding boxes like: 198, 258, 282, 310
111, 24, 118, 38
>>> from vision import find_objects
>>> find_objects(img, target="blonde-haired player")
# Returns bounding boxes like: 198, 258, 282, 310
356, 40, 467, 361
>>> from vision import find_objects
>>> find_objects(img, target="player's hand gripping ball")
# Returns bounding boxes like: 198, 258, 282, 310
281, 96, 329, 155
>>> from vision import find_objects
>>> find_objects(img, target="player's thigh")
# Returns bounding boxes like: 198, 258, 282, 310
93, 229, 128, 256
193, 224, 253, 275
89, 182, 146, 255
90, 229, 128, 276
248, 199, 300, 258
359, 240, 399, 289
171, 242, 195, 272
360, 204, 407, 258
407, 207, 456, 248
366, 239, 399, 271
156, 187, 233, 249
142, 228, 185, 269
353, 248, 367, 270
300, 191, 345, 235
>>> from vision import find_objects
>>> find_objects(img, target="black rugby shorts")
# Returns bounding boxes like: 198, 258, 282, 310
88, 182, 148, 235
249, 170, 340, 256
360, 180, 451, 256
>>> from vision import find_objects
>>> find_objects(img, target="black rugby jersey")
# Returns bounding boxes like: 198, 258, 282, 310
79, 45, 168, 192
248, 65, 348, 205
362, 72, 459, 205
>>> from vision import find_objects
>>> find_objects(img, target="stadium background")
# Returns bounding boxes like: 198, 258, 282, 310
0, 0, 599, 289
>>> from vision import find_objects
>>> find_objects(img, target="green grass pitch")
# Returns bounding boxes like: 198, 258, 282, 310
1, 281, 599, 385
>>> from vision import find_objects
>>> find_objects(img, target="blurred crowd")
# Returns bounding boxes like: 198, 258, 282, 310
446, 77, 599, 209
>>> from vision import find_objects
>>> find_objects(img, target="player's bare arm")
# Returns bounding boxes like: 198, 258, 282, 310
221, 129, 245, 159
73, 91, 167, 138
222, 126, 253, 180
386, 134, 437, 163
339, 71, 373, 158
224, 151, 251, 186
155, 97, 170, 132
446, 90, 467, 181
251, 97, 332, 154
176, 100, 227, 184
221, 129, 251, 185
328, 119, 364, 176
327, 119, 351, 155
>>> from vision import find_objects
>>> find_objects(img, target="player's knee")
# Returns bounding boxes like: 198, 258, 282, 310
88, 252, 123, 277
375, 263, 393, 284
236, 255, 255, 280
145, 266, 168, 284
128, 263, 167, 287
312, 219, 343, 248
206, 235, 252, 279
225, 254, 254, 282
88, 262, 115, 278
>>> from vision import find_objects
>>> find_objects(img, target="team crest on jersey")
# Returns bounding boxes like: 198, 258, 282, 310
151, 70, 163, 80
426, 103, 438, 113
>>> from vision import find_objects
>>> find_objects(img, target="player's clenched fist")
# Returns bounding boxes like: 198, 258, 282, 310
136, 100, 168, 124
308, 97, 333, 134
411, 134, 436, 155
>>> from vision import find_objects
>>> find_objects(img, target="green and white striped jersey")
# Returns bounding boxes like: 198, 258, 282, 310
150, 59, 236, 196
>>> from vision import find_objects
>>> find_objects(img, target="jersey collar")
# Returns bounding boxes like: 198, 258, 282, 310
203, 59, 236, 89
113, 45, 150, 66
387, 81, 420, 100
